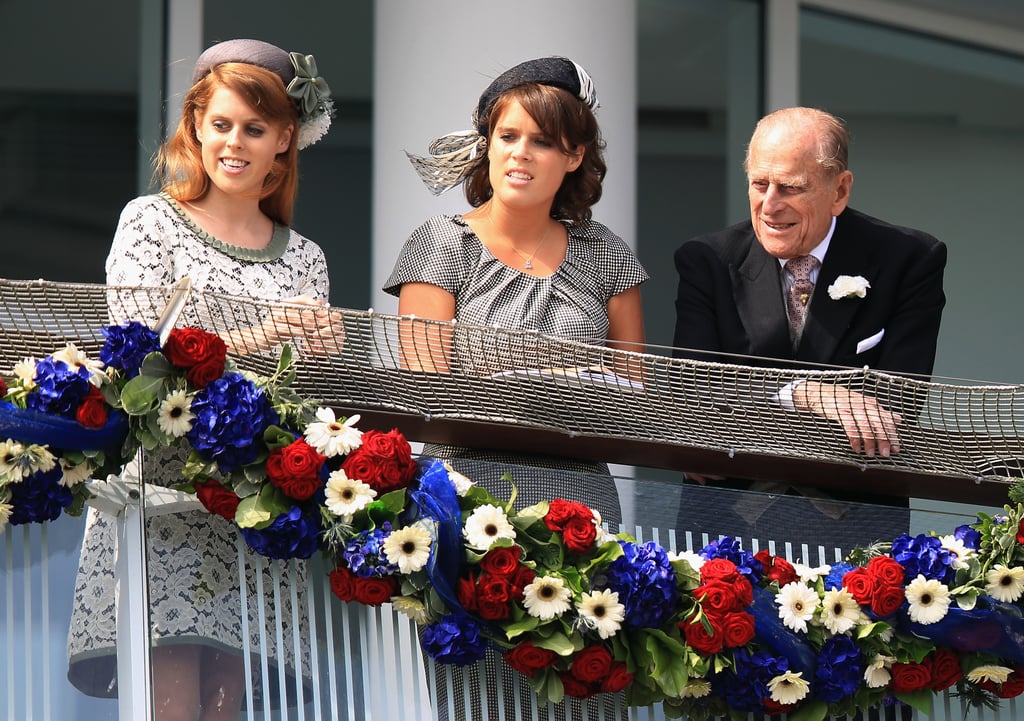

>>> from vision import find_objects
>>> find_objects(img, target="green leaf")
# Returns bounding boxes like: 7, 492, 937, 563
894, 690, 932, 716
533, 669, 563, 705
120, 373, 168, 415
787, 699, 828, 721
528, 629, 577, 656
644, 628, 689, 697
235, 484, 290, 529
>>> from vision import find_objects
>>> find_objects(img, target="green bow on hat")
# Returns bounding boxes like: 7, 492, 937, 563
286, 52, 331, 119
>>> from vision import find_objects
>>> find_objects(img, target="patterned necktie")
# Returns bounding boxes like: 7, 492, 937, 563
786, 255, 820, 344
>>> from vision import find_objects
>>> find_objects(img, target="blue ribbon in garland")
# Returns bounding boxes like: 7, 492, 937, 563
749, 584, 817, 677
0, 400, 128, 454
900, 597, 1024, 665
406, 458, 466, 614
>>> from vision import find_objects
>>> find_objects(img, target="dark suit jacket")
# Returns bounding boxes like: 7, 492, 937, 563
672, 207, 946, 378
671, 208, 946, 508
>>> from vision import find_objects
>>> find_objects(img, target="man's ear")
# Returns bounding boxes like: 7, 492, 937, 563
831, 170, 853, 215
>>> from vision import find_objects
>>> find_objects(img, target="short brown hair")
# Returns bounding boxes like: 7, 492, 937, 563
463, 84, 606, 225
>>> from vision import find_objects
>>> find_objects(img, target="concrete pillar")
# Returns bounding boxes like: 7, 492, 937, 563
372, 0, 639, 312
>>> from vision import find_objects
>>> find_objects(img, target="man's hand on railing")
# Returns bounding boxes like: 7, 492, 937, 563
792, 380, 902, 458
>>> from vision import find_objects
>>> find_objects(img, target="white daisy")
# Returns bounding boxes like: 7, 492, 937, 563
13, 357, 37, 386
966, 665, 1014, 685
905, 575, 951, 625
669, 550, 706, 573
53, 342, 106, 386
775, 581, 820, 633
324, 470, 377, 517
939, 534, 976, 570
444, 462, 474, 496
986, 565, 1024, 603
864, 655, 895, 688
0, 441, 56, 482
679, 679, 712, 699
392, 595, 431, 625
523, 575, 572, 620
157, 390, 195, 437
383, 524, 432, 574
792, 562, 832, 585
0, 500, 11, 533
768, 671, 810, 705
594, 524, 617, 547
463, 504, 516, 550
576, 589, 626, 639
59, 458, 94, 487
820, 588, 861, 635
304, 408, 362, 457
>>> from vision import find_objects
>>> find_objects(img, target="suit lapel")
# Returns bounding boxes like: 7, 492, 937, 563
731, 236, 794, 359
798, 218, 881, 364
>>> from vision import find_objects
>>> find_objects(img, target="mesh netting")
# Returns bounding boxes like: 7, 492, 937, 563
2, 278, 1022, 491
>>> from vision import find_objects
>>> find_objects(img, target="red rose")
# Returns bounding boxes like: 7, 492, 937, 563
477, 574, 512, 605
890, 661, 932, 693
755, 550, 798, 587
601, 661, 634, 693
164, 327, 226, 369
544, 499, 591, 531
559, 673, 593, 699
700, 558, 740, 584
186, 358, 224, 388
682, 615, 724, 656
870, 583, 904, 617
721, 611, 756, 648
504, 641, 557, 677
927, 648, 963, 691
562, 516, 597, 554
570, 645, 613, 684
478, 599, 511, 621
194, 479, 240, 521
1017, 520, 1024, 545
266, 439, 326, 501
353, 576, 398, 606
695, 579, 743, 615
842, 567, 875, 605
867, 556, 906, 587
75, 386, 109, 429
329, 566, 357, 602
456, 573, 479, 612
734, 575, 754, 607
341, 430, 417, 494
510, 566, 536, 601
480, 546, 521, 577
0, 378, 7, 397
762, 698, 796, 716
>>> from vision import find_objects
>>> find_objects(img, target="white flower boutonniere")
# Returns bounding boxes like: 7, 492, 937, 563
827, 275, 871, 300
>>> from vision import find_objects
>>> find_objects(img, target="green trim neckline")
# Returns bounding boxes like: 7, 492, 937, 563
159, 192, 290, 262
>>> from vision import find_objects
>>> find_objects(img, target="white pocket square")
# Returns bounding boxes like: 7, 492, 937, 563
856, 328, 885, 354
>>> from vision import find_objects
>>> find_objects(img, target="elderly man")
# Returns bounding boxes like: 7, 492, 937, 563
672, 106, 946, 553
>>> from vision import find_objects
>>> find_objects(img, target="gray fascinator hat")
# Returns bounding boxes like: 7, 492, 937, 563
192, 38, 334, 149
406, 56, 599, 195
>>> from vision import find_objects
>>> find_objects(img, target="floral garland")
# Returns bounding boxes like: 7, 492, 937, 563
3, 322, 1024, 718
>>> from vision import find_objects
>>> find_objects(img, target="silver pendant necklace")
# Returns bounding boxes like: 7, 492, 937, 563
510, 222, 552, 270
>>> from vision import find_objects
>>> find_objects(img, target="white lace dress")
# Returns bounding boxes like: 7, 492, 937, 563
66, 193, 329, 705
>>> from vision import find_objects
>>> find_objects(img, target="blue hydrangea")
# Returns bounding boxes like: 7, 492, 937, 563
8, 466, 73, 525
890, 533, 956, 584
602, 540, 678, 628
824, 561, 855, 590
26, 358, 92, 419
420, 614, 488, 665
699, 535, 764, 583
343, 522, 398, 578
954, 523, 981, 550
100, 322, 161, 377
240, 505, 321, 560
185, 372, 279, 473
712, 647, 788, 712
813, 635, 864, 703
